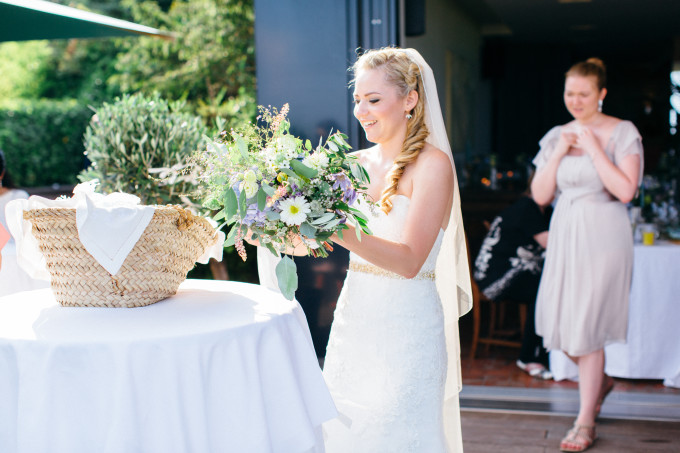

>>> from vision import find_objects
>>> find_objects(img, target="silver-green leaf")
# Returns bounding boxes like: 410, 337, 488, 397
290, 159, 318, 179
275, 256, 298, 300
224, 188, 238, 220
236, 135, 248, 159
257, 187, 267, 211
300, 222, 317, 238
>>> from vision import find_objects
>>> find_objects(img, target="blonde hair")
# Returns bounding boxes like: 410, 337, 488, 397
352, 48, 429, 214
565, 57, 607, 91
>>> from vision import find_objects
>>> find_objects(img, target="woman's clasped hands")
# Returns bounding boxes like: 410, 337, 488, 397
575, 127, 605, 160
559, 125, 604, 161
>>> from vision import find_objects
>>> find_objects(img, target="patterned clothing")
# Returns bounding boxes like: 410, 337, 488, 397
473, 195, 551, 366
474, 196, 551, 302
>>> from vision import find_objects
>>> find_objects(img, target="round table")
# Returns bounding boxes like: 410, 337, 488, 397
550, 241, 680, 388
0, 279, 337, 453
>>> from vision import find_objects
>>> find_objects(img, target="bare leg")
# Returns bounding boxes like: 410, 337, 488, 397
575, 349, 604, 426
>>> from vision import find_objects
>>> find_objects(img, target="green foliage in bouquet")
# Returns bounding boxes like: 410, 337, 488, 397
79, 92, 207, 206
194, 104, 372, 299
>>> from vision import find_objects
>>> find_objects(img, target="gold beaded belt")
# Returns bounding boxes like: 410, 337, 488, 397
349, 261, 436, 281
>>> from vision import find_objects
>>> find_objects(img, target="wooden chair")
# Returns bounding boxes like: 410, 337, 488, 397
467, 225, 528, 360
468, 278, 527, 359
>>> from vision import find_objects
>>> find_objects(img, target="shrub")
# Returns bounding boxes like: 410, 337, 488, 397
0, 41, 53, 101
79, 91, 207, 206
0, 98, 91, 187
112, 0, 255, 128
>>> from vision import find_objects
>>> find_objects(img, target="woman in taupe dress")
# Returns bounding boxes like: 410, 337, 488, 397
531, 58, 643, 452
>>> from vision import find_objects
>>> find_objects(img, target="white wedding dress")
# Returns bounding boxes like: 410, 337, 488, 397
322, 195, 450, 452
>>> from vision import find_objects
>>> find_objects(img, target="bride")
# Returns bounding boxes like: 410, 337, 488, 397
320, 48, 472, 452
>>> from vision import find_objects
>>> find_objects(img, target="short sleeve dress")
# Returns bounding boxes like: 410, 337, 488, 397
532, 120, 643, 356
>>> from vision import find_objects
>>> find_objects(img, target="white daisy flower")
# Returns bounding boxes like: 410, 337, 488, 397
279, 196, 311, 226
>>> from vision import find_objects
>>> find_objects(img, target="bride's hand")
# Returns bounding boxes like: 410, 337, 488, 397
243, 229, 261, 247
330, 225, 355, 246
280, 232, 311, 257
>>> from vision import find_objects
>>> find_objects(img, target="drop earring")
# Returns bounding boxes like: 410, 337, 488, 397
598, 99, 603, 112
405, 113, 412, 120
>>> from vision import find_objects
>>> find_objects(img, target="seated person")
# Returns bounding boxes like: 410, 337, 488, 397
474, 187, 553, 379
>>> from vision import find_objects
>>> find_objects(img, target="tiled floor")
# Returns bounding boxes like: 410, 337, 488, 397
462, 411, 680, 452
460, 350, 680, 396
458, 317, 680, 422
458, 316, 680, 396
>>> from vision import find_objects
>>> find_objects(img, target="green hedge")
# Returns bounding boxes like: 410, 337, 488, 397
0, 98, 92, 187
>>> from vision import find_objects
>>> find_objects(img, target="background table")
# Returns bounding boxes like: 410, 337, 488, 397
0, 279, 337, 453
550, 241, 680, 388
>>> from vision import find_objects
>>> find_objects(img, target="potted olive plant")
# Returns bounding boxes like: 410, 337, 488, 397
79, 92, 228, 279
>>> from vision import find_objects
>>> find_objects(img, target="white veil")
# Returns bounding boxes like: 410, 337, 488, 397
402, 48, 473, 452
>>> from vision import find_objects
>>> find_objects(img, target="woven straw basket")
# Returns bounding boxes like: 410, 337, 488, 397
23, 206, 219, 308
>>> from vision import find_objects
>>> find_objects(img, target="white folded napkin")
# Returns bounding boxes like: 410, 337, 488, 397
75, 190, 155, 275
5, 181, 224, 279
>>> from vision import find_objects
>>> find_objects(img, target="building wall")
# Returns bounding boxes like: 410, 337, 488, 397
405, 0, 490, 171
255, 0, 356, 145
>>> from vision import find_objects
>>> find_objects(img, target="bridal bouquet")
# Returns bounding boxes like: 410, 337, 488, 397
195, 104, 371, 299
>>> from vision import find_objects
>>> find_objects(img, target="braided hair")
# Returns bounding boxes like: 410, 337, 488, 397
352, 48, 429, 214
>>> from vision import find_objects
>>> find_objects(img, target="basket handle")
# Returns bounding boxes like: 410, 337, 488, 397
171, 206, 194, 231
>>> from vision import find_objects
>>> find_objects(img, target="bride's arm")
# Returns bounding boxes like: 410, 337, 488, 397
332, 150, 453, 278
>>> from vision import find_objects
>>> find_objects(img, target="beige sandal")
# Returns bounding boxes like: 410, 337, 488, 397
560, 423, 596, 452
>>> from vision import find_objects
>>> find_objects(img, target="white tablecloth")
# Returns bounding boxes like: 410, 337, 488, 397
0, 279, 337, 453
550, 242, 680, 388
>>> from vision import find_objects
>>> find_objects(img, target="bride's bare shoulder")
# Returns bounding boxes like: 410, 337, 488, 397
409, 144, 454, 190
416, 143, 452, 172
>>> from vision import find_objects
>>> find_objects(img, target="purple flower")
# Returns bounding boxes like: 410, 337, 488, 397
343, 188, 357, 205
330, 173, 356, 205
330, 172, 352, 192
243, 204, 267, 226
334, 210, 347, 224
231, 182, 241, 198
